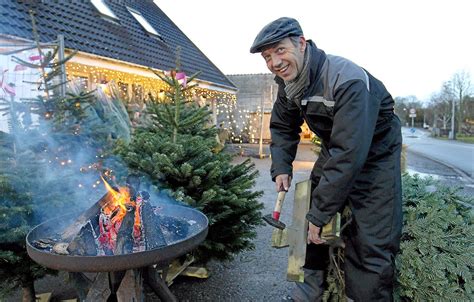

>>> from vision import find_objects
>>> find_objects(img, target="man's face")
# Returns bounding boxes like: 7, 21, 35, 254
261, 36, 306, 81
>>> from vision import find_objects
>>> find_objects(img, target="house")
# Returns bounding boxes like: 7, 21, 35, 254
0, 0, 237, 126
226, 73, 313, 142
225, 73, 276, 143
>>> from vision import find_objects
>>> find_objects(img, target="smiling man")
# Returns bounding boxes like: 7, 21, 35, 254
251, 17, 403, 301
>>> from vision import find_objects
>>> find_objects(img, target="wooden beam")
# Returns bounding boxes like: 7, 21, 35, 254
287, 179, 311, 282
181, 266, 210, 279
164, 255, 195, 285
36, 293, 52, 302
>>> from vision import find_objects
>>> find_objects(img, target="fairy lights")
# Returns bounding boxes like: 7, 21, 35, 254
64, 61, 260, 143
65, 62, 237, 103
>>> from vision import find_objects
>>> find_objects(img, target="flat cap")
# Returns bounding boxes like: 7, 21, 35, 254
250, 17, 303, 53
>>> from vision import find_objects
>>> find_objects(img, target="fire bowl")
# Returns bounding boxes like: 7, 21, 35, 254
26, 204, 208, 272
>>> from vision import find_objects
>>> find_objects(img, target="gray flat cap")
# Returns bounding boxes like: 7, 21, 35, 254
250, 17, 303, 53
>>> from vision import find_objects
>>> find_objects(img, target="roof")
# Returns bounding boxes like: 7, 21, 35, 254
0, 0, 236, 90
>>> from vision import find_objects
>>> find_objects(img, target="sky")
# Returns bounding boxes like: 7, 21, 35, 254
156, 0, 473, 101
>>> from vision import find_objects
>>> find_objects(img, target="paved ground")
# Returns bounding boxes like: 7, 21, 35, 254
168, 143, 316, 302
406, 146, 474, 197
7, 142, 472, 301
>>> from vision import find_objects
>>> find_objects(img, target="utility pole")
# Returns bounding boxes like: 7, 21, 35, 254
259, 85, 271, 159
450, 96, 456, 140
58, 35, 66, 97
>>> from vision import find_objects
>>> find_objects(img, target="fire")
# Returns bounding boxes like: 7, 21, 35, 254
97, 176, 145, 254
97, 176, 132, 253
101, 176, 130, 224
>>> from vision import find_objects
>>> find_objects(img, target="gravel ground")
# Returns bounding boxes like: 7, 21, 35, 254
7, 143, 472, 301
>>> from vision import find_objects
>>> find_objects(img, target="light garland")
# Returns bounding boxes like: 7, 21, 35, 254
64, 62, 283, 145
65, 62, 236, 102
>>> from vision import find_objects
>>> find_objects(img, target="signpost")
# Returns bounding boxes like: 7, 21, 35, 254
409, 108, 416, 128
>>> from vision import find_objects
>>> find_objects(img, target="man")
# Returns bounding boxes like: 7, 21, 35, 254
250, 17, 402, 301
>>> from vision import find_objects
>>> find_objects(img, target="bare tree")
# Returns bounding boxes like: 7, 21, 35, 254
394, 95, 423, 127
451, 70, 472, 136
430, 82, 454, 132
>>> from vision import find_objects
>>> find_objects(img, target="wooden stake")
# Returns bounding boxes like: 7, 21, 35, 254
286, 179, 341, 282
287, 179, 311, 282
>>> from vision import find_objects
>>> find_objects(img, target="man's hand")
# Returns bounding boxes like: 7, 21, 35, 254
275, 174, 292, 192
307, 222, 326, 245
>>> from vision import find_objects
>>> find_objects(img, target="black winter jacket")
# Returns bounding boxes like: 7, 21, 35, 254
270, 40, 398, 227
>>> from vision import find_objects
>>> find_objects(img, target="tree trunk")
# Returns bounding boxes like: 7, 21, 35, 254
21, 280, 36, 302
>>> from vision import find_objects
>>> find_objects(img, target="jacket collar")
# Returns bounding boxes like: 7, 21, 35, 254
304, 40, 327, 98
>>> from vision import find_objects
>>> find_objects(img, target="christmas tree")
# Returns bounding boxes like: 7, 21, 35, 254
116, 64, 264, 263
0, 131, 53, 300
0, 12, 131, 299
321, 173, 473, 301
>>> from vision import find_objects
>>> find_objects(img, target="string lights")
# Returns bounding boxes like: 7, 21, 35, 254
65, 62, 269, 145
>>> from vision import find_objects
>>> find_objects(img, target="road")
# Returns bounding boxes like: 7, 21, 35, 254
402, 127, 474, 181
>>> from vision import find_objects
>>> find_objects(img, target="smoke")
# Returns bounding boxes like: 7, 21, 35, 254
1, 45, 186, 226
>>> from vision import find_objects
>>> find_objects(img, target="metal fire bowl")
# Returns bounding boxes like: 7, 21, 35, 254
26, 204, 208, 272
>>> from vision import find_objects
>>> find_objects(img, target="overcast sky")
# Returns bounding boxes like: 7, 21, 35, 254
157, 0, 473, 101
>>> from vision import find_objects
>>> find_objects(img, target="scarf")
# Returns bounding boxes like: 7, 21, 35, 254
284, 46, 311, 103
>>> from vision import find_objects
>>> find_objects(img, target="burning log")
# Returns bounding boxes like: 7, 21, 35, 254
67, 215, 100, 256
61, 190, 117, 241
52, 242, 69, 255
114, 205, 135, 255
64, 178, 167, 256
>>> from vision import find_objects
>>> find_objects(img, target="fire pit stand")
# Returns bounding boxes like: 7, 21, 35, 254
26, 204, 208, 301
68, 266, 176, 301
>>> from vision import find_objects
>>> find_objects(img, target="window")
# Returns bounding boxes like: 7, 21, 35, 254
91, 0, 118, 20
126, 7, 163, 40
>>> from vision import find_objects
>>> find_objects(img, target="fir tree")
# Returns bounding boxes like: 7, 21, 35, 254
0, 131, 52, 299
0, 12, 131, 299
116, 66, 264, 263
395, 174, 473, 301
321, 173, 474, 301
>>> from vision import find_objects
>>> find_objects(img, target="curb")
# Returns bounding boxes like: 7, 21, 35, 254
406, 148, 474, 184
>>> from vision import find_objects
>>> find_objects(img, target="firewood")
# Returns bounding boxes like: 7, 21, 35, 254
52, 242, 69, 255
68, 218, 100, 256
141, 201, 167, 249
61, 190, 117, 240
114, 206, 135, 255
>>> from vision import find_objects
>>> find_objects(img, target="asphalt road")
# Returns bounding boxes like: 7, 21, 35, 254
402, 127, 474, 197
402, 127, 474, 180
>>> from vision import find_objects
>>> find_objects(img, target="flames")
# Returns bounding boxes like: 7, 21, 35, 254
101, 176, 130, 224
98, 176, 144, 254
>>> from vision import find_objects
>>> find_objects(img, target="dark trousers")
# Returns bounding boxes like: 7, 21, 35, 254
304, 118, 402, 301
